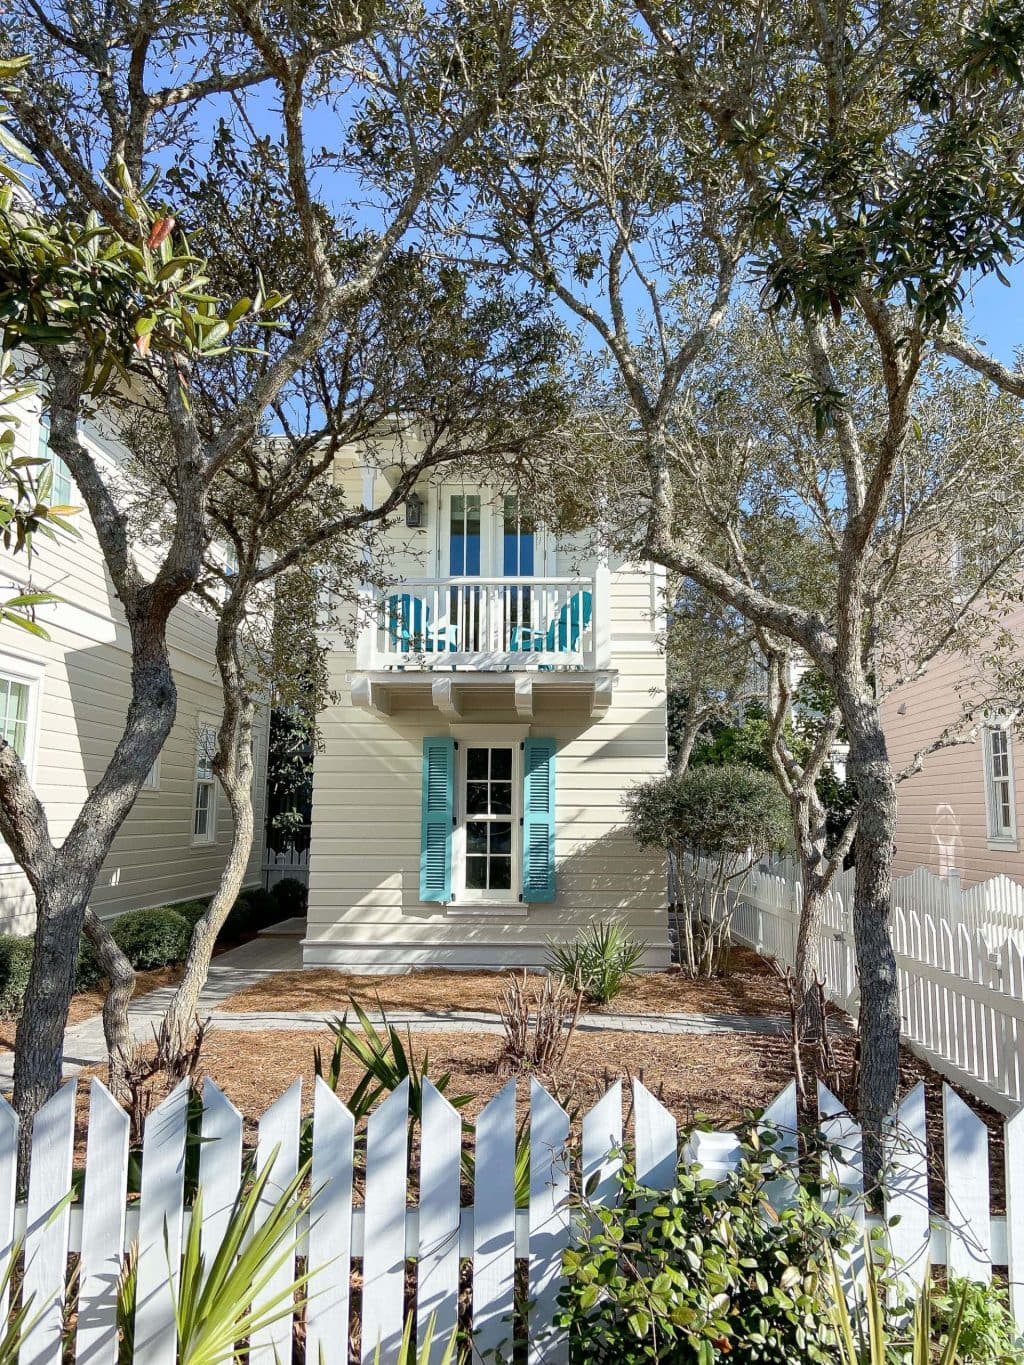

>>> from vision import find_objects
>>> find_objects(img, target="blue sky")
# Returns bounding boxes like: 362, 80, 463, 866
964, 263, 1023, 362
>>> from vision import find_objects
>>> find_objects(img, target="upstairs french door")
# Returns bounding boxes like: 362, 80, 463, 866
439, 490, 541, 653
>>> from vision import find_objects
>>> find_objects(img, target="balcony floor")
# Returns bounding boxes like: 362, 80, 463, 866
349, 667, 617, 720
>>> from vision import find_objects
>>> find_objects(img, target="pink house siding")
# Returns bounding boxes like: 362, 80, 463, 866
881, 605, 1024, 888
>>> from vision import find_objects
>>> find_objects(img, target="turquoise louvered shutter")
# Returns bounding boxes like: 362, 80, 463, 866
522, 738, 556, 902
420, 736, 455, 901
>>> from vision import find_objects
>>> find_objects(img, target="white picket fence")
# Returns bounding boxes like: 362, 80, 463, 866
713, 858, 1024, 1113
5, 1072, 1024, 1363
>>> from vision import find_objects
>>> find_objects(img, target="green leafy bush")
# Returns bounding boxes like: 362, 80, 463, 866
931, 1276, 1024, 1364
0, 936, 32, 1017
546, 920, 645, 1005
222, 887, 277, 940
109, 907, 192, 970
625, 765, 790, 976
169, 899, 209, 930
557, 1144, 851, 1364
271, 877, 307, 919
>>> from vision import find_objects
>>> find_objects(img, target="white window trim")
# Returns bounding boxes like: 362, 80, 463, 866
450, 738, 523, 910
434, 483, 551, 578
0, 651, 45, 872
191, 717, 219, 847
141, 754, 161, 792
983, 719, 1018, 850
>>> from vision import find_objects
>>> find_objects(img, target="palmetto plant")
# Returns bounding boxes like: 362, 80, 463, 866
546, 920, 645, 1005
0, 1238, 42, 1364
829, 1245, 968, 1365
312, 1001, 538, 1208
117, 1152, 314, 1365
369, 1313, 458, 1365
174, 1154, 314, 1365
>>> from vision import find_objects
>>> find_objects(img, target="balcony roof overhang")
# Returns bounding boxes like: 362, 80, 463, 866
350, 668, 617, 720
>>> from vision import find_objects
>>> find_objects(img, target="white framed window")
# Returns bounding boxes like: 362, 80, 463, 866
984, 722, 1017, 844
0, 654, 44, 869
453, 742, 520, 902
141, 755, 160, 791
37, 414, 74, 506
192, 722, 218, 844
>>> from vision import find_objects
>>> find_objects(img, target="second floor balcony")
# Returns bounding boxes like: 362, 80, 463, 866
355, 573, 611, 673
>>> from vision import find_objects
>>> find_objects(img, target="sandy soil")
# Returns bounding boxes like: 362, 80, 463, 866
217, 946, 788, 1018
0, 964, 185, 1051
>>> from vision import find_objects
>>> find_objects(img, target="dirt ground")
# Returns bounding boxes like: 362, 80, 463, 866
73, 1010, 1007, 1212
0, 964, 184, 1051
218, 946, 789, 1017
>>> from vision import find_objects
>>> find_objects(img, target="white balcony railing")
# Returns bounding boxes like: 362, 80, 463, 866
356, 574, 609, 671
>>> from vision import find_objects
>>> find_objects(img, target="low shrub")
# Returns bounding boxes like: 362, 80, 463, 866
546, 920, 645, 1006
0, 936, 33, 1017
222, 886, 277, 940
626, 765, 790, 977
931, 1275, 1024, 1364
74, 943, 105, 992
109, 907, 192, 971
271, 877, 308, 919
557, 1143, 851, 1364
168, 899, 209, 930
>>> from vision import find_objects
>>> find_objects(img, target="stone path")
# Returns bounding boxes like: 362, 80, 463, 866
0, 933, 792, 1087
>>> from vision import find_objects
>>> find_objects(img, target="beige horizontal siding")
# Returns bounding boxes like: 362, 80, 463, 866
0, 396, 268, 934
306, 638, 670, 969
882, 615, 1024, 887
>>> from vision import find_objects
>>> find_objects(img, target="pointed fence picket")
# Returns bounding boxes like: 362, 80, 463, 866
132, 1079, 188, 1365
0, 1072, 1019, 1362
361, 1080, 410, 1365
306, 1077, 355, 1365
527, 1080, 569, 1365
714, 855, 1024, 1111
75, 1080, 129, 1365
416, 1080, 461, 1354
251, 1079, 302, 1365
197, 1081, 242, 1266
20, 1080, 75, 1365
472, 1080, 516, 1363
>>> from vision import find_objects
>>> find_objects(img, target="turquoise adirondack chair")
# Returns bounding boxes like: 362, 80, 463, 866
385, 592, 428, 652
546, 590, 593, 654
385, 593, 458, 657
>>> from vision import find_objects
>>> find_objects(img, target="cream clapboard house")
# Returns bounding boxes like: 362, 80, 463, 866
0, 395, 269, 934
304, 453, 671, 971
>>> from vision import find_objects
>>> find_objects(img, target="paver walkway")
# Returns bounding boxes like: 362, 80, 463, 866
0, 933, 793, 1088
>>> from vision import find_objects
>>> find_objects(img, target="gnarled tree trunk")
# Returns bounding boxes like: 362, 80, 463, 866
82, 909, 136, 1100
844, 705, 901, 1171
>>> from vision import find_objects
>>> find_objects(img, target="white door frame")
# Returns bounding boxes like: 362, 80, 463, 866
434, 483, 548, 577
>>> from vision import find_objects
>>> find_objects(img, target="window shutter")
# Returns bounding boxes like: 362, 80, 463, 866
522, 738, 556, 902
420, 736, 455, 901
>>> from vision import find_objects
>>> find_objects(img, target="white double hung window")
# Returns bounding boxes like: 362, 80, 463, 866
193, 723, 217, 843
458, 743, 519, 899
984, 723, 1017, 844
0, 657, 43, 868
37, 414, 74, 505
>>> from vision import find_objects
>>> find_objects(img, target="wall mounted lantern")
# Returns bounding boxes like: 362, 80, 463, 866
405, 491, 425, 528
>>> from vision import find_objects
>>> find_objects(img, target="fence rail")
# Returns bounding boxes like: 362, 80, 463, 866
710, 857, 1024, 1113
5, 1072, 1024, 1363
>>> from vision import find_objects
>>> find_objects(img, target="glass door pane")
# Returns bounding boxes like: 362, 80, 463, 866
448, 493, 482, 650
503, 494, 535, 643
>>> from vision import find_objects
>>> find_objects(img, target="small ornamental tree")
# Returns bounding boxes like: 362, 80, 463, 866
626, 764, 789, 977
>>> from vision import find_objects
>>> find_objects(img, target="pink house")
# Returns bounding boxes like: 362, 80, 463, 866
882, 605, 1024, 887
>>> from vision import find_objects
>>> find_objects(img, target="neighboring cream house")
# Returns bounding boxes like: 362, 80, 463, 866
0, 395, 269, 934
882, 605, 1024, 887
304, 454, 671, 972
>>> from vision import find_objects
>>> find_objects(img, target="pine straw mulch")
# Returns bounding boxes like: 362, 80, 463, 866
216, 946, 787, 1018
73, 1015, 1007, 1213
0, 964, 185, 1052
